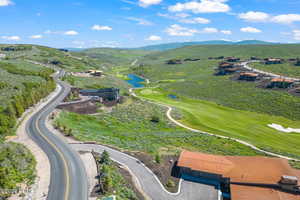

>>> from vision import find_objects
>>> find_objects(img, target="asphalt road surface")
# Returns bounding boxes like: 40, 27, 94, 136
26, 71, 88, 200
71, 143, 219, 200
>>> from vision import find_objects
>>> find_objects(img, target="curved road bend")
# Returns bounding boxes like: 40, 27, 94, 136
26, 71, 88, 200
71, 144, 219, 200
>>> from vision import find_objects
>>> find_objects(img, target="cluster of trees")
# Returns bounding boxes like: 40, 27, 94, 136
0, 63, 56, 138
0, 143, 36, 198
96, 151, 113, 194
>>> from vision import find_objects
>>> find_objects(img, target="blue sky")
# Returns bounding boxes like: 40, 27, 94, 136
0, 0, 300, 48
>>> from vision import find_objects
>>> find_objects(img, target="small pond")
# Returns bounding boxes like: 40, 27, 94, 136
168, 94, 178, 99
127, 74, 145, 88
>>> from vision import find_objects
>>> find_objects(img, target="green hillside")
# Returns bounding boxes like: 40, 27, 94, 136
135, 40, 277, 51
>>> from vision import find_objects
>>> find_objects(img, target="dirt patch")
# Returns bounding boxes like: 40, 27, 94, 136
57, 100, 98, 114
127, 151, 180, 193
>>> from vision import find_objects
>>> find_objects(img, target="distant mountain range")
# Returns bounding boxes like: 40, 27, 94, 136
66, 40, 283, 52
134, 40, 279, 51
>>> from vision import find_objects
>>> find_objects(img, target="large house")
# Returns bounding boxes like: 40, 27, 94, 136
239, 72, 259, 81
79, 88, 120, 101
216, 62, 240, 75
177, 151, 300, 200
268, 78, 294, 89
264, 58, 282, 65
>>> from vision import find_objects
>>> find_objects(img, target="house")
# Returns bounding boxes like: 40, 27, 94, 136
177, 151, 300, 200
268, 78, 294, 88
79, 88, 120, 101
86, 70, 103, 76
250, 56, 259, 60
226, 57, 240, 62
239, 72, 259, 81
264, 58, 282, 65
217, 62, 239, 75
184, 58, 201, 62
166, 59, 182, 65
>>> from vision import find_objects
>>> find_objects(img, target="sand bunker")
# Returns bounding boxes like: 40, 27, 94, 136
268, 123, 300, 133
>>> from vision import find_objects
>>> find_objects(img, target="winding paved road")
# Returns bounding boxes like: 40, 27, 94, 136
26, 71, 88, 200
71, 143, 219, 200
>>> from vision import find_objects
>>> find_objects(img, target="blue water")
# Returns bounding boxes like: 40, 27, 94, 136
127, 74, 145, 88
168, 94, 178, 99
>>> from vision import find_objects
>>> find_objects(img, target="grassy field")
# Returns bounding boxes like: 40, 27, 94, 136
250, 62, 300, 78
77, 48, 152, 66
63, 74, 130, 93
131, 58, 300, 120
136, 87, 300, 159
56, 98, 263, 156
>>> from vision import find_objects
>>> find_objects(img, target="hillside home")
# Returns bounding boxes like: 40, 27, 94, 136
217, 62, 239, 75
80, 88, 120, 101
268, 78, 294, 88
264, 58, 282, 65
166, 59, 182, 65
177, 151, 300, 200
226, 57, 240, 62
239, 72, 259, 81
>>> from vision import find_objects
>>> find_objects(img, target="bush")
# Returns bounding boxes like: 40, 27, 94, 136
150, 115, 160, 123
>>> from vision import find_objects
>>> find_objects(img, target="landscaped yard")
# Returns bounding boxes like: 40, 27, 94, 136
136, 88, 300, 159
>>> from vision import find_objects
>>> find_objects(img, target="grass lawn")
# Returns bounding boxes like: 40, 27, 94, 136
136, 88, 300, 159
56, 98, 262, 157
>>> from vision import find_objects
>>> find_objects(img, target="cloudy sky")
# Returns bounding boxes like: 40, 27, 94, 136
0, 0, 300, 48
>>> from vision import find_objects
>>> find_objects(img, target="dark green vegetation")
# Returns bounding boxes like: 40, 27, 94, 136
94, 151, 139, 200
0, 143, 36, 198
56, 98, 262, 156
0, 60, 55, 138
251, 62, 300, 78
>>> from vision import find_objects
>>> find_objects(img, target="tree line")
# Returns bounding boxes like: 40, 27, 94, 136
0, 63, 56, 140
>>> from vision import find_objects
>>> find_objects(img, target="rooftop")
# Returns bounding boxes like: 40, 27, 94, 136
271, 78, 294, 83
178, 151, 300, 200
240, 72, 259, 77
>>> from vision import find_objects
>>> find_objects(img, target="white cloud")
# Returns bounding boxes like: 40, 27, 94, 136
126, 17, 153, 26
2, 36, 20, 41
146, 35, 162, 41
64, 30, 78, 35
165, 24, 198, 36
30, 35, 43, 39
0, 0, 13, 6
293, 30, 300, 40
200, 27, 218, 33
168, 0, 230, 14
91, 25, 112, 31
179, 17, 210, 24
221, 30, 232, 35
175, 13, 190, 18
139, 0, 162, 7
238, 11, 270, 22
240, 26, 262, 33
272, 14, 300, 24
